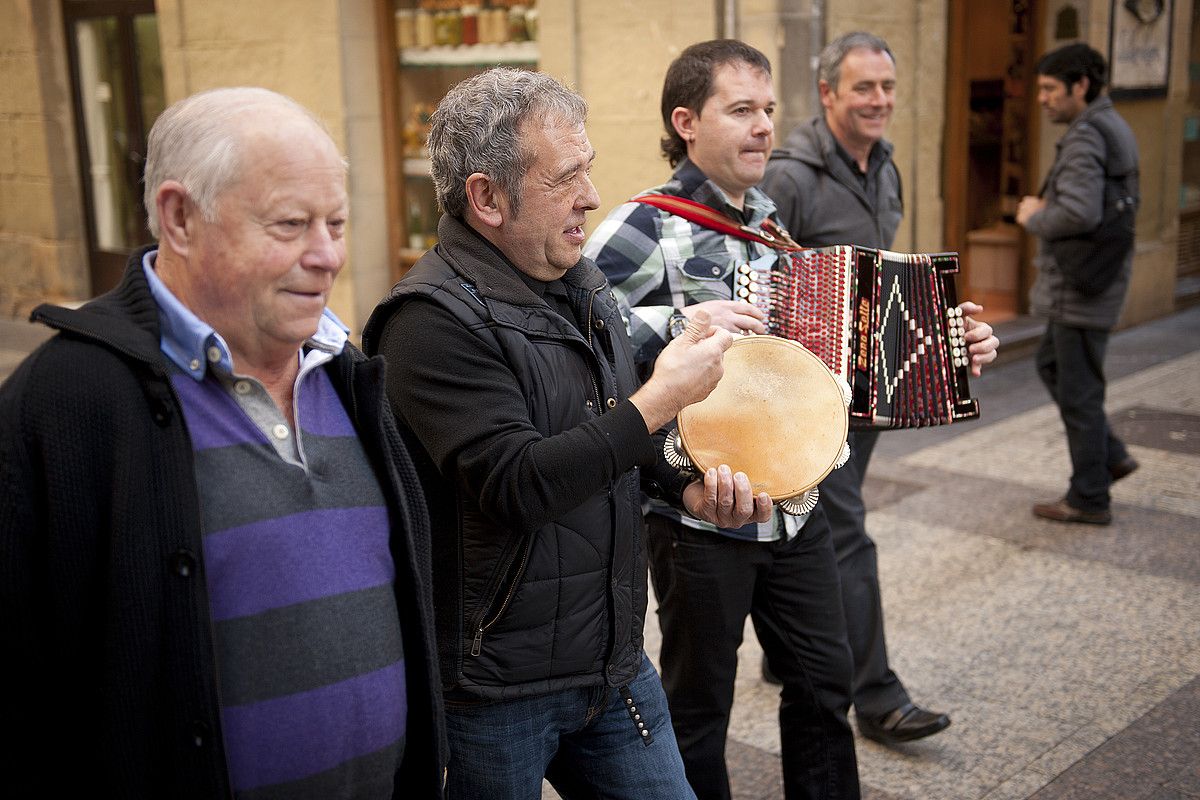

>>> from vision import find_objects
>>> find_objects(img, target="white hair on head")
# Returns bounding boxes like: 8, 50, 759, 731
143, 87, 342, 237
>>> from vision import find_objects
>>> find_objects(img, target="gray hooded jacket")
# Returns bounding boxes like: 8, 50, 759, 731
761, 115, 903, 250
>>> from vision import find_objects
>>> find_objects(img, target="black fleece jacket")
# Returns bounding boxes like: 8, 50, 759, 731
0, 246, 446, 797
363, 215, 690, 700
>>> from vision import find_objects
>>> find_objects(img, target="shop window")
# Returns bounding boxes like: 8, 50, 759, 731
385, 1, 540, 277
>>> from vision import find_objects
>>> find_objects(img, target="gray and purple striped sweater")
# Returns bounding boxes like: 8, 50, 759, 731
171, 363, 406, 799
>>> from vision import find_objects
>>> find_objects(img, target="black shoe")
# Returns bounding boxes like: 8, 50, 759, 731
761, 658, 782, 685
1110, 456, 1139, 482
858, 703, 951, 744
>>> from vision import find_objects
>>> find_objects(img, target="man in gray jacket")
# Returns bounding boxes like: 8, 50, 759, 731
1017, 42, 1140, 525
761, 31, 997, 746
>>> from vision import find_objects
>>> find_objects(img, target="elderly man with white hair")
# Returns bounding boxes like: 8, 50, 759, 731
0, 87, 444, 798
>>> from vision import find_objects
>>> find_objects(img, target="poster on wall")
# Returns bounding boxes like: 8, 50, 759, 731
1109, 0, 1173, 98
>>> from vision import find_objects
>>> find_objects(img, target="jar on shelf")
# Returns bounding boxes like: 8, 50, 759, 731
395, 9, 416, 50
402, 105, 425, 158
523, 4, 538, 41
414, 3, 435, 48
508, 4, 528, 43
407, 199, 425, 251
485, 4, 508, 44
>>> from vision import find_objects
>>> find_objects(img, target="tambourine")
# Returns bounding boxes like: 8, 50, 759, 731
664, 335, 851, 516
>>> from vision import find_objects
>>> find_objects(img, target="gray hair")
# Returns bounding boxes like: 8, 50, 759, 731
817, 31, 896, 92
143, 87, 337, 238
428, 67, 587, 218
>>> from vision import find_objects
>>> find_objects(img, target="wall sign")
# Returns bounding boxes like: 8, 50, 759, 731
1109, 0, 1173, 98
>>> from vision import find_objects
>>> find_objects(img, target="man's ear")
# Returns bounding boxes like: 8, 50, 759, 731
1073, 75, 1090, 102
670, 106, 698, 146
156, 180, 193, 256
817, 79, 834, 110
465, 172, 504, 229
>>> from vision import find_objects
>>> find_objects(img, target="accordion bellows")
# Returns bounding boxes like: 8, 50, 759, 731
737, 246, 980, 430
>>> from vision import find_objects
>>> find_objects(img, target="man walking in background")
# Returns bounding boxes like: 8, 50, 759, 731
1017, 42, 1140, 525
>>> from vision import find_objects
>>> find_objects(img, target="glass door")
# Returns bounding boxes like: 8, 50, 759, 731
62, 0, 164, 295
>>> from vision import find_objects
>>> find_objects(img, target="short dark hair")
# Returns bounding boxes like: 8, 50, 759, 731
660, 39, 772, 167
1037, 43, 1107, 102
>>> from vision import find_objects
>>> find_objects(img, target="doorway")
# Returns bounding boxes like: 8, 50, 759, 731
944, 0, 1039, 324
62, 0, 165, 296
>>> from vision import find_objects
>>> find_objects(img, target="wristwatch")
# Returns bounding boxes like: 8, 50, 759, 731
668, 311, 690, 340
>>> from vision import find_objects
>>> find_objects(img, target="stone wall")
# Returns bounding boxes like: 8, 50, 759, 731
540, 0, 719, 228
0, 0, 87, 318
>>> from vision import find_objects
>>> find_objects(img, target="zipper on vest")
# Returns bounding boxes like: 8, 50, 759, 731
471, 535, 534, 657
583, 285, 605, 412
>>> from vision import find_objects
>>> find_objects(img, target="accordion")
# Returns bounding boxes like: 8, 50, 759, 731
736, 245, 980, 430
634, 193, 980, 431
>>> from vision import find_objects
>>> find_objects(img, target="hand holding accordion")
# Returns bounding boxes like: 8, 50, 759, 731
636, 193, 982, 517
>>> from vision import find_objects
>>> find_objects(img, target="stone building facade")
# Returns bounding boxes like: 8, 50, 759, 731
1, 0, 1195, 332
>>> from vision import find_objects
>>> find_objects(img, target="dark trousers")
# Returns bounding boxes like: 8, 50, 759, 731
648, 510, 860, 800
1035, 322, 1129, 511
817, 430, 910, 720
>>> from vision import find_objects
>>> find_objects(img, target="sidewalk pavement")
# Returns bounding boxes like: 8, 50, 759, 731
4, 305, 1198, 799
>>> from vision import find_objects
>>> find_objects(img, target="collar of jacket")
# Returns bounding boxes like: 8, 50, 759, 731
29, 243, 169, 373
772, 116, 894, 175
1060, 95, 1116, 144
424, 213, 623, 337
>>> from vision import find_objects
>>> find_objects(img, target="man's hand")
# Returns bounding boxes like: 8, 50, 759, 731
630, 309, 733, 432
1015, 195, 1045, 227
683, 299, 767, 335
958, 301, 999, 377
682, 465, 773, 528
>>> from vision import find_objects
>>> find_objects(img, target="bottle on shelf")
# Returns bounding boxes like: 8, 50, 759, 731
461, 4, 479, 46
407, 198, 425, 251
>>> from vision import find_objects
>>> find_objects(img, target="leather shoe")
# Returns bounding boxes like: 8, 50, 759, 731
858, 703, 950, 744
1110, 456, 1139, 482
1032, 498, 1111, 525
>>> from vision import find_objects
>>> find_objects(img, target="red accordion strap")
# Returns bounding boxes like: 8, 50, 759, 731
632, 193, 806, 252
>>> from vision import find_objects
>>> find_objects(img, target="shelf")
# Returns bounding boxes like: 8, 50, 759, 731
399, 41, 538, 67
403, 157, 432, 177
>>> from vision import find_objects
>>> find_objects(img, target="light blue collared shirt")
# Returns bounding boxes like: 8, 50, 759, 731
142, 249, 349, 380
142, 249, 351, 465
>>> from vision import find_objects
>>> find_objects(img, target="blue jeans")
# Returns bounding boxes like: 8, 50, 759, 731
444, 652, 696, 800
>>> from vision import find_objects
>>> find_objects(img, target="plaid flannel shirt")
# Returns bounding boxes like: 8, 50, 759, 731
585, 160, 809, 542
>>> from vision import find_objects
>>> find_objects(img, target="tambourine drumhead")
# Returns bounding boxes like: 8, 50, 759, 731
677, 335, 849, 501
